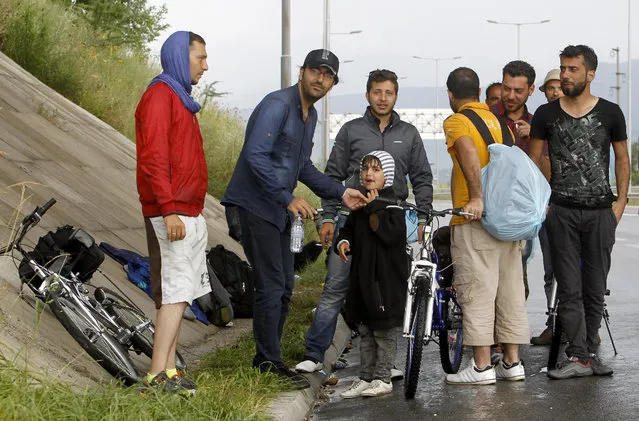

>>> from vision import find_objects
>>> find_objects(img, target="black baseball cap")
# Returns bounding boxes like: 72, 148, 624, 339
303, 49, 339, 84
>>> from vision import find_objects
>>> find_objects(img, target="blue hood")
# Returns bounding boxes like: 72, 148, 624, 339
149, 31, 201, 113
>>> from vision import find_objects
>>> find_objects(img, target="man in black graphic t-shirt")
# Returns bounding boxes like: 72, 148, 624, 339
529, 45, 630, 380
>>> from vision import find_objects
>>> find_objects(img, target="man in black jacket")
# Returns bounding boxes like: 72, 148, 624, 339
296, 69, 433, 374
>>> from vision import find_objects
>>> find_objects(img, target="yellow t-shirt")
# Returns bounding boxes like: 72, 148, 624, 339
444, 102, 511, 226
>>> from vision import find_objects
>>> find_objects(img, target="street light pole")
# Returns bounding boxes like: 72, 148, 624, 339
321, 0, 362, 167
281, 0, 291, 89
322, 0, 330, 168
486, 19, 551, 59
412, 55, 461, 110
628, 0, 633, 191
412, 55, 461, 189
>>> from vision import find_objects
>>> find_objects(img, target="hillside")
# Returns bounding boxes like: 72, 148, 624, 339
0, 51, 249, 388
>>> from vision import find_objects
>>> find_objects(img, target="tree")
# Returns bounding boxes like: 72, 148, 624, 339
198, 81, 229, 113
59, 0, 168, 54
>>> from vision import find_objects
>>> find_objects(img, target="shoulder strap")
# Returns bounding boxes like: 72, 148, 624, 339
459, 109, 515, 147
498, 118, 514, 146
459, 109, 496, 145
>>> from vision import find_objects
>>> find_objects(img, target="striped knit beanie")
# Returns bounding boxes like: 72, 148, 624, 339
361, 150, 395, 188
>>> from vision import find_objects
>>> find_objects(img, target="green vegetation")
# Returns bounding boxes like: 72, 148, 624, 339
0, 0, 339, 418
55, 0, 169, 54
0, 0, 245, 200
0, 355, 279, 421
0, 254, 328, 421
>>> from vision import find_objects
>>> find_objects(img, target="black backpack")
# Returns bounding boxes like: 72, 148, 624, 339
432, 226, 453, 288
19, 225, 105, 287
196, 262, 235, 327
207, 244, 254, 318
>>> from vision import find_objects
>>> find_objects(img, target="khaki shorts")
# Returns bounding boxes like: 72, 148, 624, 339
145, 214, 211, 309
450, 221, 529, 346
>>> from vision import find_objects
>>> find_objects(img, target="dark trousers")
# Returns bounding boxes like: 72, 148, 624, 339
546, 204, 617, 359
238, 207, 294, 367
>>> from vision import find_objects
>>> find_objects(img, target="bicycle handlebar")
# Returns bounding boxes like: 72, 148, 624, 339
37, 198, 56, 218
375, 198, 483, 219
0, 198, 58, 255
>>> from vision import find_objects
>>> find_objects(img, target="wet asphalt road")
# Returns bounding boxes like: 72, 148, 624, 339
313, 210, 639, 421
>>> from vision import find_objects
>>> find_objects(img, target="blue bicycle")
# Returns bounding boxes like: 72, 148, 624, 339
402, 206, 468, 399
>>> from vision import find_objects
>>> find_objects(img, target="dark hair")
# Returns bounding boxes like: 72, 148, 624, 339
367, 69, 399, 94
361, 155, 382, 169
189, 32, 206, 46
446, 67, 480, 100
485, 82, 502, 99
502, 60, 536, 86
560, 44, 598, 71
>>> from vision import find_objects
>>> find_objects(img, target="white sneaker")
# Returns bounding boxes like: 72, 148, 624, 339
360, 379, 393, 397
446, 360, 496, 385
390, 368, 404, 381
340, 379, 371, 399
495, 360, 525, 381
295, 359, 323, 373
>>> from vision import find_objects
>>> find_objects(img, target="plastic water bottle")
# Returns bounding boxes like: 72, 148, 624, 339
290, 214, 304, 253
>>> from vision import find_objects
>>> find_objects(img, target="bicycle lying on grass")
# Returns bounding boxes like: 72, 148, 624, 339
0, 198, 185, 385
401, 205, 472, 399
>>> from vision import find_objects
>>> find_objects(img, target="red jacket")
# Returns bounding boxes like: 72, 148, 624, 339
135, 82, 208, 217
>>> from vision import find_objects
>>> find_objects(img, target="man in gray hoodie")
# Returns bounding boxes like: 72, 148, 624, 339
296, 69, 433, 374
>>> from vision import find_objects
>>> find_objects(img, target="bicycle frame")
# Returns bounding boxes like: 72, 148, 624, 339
402, 223, 447, 342
30, 260, 133, 346
4, 200, 141, 351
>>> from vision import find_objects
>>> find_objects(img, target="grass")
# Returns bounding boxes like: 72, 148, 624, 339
0, 252, 328, 420
0, 183, 329, 419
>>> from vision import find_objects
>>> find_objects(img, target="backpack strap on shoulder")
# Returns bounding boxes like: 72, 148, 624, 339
459, 109, 496, 145
498, 118, 514, 146
459, 108, 515, 147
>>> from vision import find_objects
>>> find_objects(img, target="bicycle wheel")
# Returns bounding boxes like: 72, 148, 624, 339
404, 275, 428, 399
48, 290, 139, 385
98, 288, 187, 370
438, 291, 463, 374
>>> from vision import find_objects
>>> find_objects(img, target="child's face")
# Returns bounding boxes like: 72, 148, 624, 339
361, 163, 385, 190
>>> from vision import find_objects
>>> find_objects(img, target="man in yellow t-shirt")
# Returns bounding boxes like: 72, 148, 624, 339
442, 67, 529, 385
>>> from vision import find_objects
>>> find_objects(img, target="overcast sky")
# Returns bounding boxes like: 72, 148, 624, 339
147, 0, 637, 112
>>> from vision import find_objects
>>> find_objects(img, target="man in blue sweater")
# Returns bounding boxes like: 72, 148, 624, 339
222, 49, 366, 389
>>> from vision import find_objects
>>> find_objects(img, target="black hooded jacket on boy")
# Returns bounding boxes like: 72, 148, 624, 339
335, 150, 409, 330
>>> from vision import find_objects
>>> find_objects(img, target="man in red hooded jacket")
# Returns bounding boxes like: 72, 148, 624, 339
135, 30, 209, 395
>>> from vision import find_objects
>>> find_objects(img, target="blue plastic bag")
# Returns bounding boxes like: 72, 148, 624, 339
481, 143, 551, 241
405, 209, 419, 243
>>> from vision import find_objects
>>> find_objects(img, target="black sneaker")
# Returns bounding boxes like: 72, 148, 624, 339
170, 368, 197, 391
139, 372, 196, 397
258, 361, 311, 390
589, 354, 613, 376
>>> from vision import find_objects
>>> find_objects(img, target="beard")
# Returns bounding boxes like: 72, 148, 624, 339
561, 78, 587, 97
300, 81, 327, 103
503, 100, 524, 113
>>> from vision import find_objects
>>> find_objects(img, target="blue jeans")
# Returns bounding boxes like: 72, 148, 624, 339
237, 207, 294, 367
303, 216, 351, 362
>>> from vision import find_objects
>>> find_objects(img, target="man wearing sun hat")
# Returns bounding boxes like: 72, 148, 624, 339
539, 69, 563, 103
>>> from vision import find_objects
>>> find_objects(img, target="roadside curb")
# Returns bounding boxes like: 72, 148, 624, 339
267, 314, 352, 421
